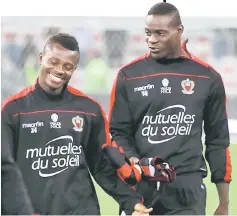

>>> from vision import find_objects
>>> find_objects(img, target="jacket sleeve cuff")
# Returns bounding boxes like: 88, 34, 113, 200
211, 175, 232, 184
214, 180, 231, 184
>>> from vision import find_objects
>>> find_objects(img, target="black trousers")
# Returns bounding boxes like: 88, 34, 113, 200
151, 182, 206, 215
120, 173, 206, 215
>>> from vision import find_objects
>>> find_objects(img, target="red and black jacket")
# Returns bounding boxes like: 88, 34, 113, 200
1, 80, 143, 215
109, 52, 232, 184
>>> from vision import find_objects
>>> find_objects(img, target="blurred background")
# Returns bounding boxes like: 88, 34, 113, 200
1, 16, 237, 143
1, 15, 237, 214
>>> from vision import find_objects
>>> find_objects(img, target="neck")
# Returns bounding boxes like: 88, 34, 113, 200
166, 45, 183, 59
38, 76, 64, 96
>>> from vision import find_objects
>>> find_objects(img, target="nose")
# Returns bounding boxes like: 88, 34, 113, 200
54, 64, 64, 74
148, 34, 159, 44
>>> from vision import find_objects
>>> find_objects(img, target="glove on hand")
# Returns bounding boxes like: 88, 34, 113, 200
102, 141, 142, 186
139, 156, 176, 182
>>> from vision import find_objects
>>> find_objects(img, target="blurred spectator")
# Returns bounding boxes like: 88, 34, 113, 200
24, 55, 40, 86
229, 28, 237, 56
1, 55, 25, 100
83, 49, 110, 94
213, 29, 228, 59
43, 27, 61, 38
73, 28, 94, 67
104, 30, 128, 67
20, 34, 39, 69
2, 33, 24, 70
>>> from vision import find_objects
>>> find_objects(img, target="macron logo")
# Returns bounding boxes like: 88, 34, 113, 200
134, 84, 154, 92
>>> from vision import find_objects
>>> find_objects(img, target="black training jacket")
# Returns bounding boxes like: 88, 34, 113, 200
1, 81, 143, 215
1, 126, 34, 215
109, 52, 232, 185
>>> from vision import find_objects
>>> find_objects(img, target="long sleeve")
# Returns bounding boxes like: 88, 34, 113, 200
203, 68, 232, 183
108, 70, 139, 158
85, 104, 143, 214
1, 105, 34, 215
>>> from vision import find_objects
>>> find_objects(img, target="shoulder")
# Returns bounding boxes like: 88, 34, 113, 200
67, 85, 106, 117
1, 85, 35, 114
117, 52, 150, 76
189, 55, 223, 81
190, 54, 212, 69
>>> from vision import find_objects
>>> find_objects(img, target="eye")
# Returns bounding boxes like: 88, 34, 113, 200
145, 30, 151, 36
64, 64, 74, 72
49, 59, 57, 65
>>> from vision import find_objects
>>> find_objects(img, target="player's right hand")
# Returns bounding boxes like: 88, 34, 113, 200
132, 203, 153, 216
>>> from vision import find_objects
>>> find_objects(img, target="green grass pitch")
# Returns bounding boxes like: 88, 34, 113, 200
94, 145, 237, 215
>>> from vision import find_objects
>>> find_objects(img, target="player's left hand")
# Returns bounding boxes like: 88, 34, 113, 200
132, 203, 153, 216
214, 203, 228, 215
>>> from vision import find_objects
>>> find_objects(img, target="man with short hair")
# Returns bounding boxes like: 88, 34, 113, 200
1, 33, 152, 215
109, 2, 232, 215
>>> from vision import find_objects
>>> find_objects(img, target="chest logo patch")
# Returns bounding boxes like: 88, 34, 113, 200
50, 113, 61, 129
161, 78, 171, 94
181, 78, 195, 95
72, 116, 84, 132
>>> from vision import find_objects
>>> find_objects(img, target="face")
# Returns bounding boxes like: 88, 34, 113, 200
145, 14, 184, 59
39, 43, 79, 91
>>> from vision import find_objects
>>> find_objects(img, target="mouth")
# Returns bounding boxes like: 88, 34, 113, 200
149, 47, 161, 53
48, 72, 65, 84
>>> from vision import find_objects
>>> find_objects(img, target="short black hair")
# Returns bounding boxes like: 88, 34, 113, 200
43, 33, 80, 53
147, 2, 182, 27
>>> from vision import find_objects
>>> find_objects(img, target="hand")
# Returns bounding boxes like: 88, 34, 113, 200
132, 203, 153, 216
130, 157, 140, 164
103, 144, 141, 186
214, 203, 228, 215
139, 157, 176, 182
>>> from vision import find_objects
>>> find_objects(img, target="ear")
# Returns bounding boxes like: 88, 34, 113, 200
181, 39, 192, 58
73, 55, 80, 71
177, 24, 184, 36
39, 52, 43, 65
182, 38, 189, 51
